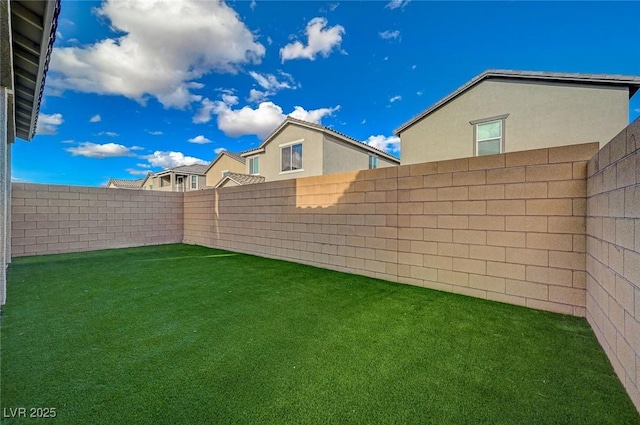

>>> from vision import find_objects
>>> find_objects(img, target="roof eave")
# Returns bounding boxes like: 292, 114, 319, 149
240, 148, 265, 157
394, 69, 640, 135
14, 0, 61, 141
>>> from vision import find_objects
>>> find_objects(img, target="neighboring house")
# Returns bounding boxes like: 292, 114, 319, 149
241, 117, 400, 182
204, 151, 246, 188
142, 164, 207, 192
395, 69, 640, 165
107, 175, 149, 190
1, 0, 60, 305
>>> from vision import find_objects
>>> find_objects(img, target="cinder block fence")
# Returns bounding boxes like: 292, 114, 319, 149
184, 142, 597, 317
11, 186, 183, 256
8, 118, 640, 411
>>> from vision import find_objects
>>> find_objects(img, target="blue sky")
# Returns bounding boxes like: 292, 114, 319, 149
14, 0, 640, 187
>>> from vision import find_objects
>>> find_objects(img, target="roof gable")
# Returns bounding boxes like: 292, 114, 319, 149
394, 69, 640, 135
242, 117, 400, 163
204, 151, 245, 174
214, 172, 265, 188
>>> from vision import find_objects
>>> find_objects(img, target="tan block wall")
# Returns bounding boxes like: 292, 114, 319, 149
11, 184, 183, 257
184, 142, 599, 317
586, 118, 640, 410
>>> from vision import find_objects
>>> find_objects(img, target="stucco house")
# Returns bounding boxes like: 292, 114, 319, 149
1, 0, 60, 304
142, 164, 207, 192
395, 69, 640, 165
204, 151, 246, 188
241, 117, 400, 182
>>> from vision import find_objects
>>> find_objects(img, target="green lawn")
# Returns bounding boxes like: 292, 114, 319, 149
1, 244, 638, 424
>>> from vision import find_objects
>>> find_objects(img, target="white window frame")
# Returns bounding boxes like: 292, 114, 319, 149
248, 156, 260, 175
191, 175, 197, 189
470, 114, 509, 156
369, 155, 378, 170
279, 139, 304, 174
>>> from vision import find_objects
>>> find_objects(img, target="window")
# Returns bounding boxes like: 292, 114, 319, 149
471, 114, 508, 156
281, 143, 302, 172
249, 157, 259, 174
191, 175, 197, 189
369, 155, 378, 169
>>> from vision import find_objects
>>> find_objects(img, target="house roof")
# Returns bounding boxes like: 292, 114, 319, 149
3, 0, 61, 141
108, 176, 147, 189
204, 150, 245, 175
241, 116, 400, 163
214, 172, 266, 188
154, 164, 208, 177
394, 69, 640, 135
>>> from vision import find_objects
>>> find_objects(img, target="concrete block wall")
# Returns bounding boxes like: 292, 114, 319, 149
184, 142, 599, 316
11, 184, 184, 256
586, 118, 640, 409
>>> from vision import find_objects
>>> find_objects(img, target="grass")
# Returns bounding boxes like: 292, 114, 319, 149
1, 244, 638, 424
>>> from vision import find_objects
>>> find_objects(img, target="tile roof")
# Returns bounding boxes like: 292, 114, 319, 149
156, 164, 208, 176
215, 172, 266, 188
241, 116, 400, 163
108, 177, 147, 189
394, 69, 640, 135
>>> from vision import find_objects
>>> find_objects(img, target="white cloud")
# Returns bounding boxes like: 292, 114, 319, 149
364, 135, 400, 154
214, 147, 226, 155
248, 89, 267, 103
289, 105, 340, 124
66, 142, 138, 158
247, 71, 298, 102
145, 151, 207, 168
411, 64, 417, 70
89, 114, 102, 123
383, 56, 389, 61
329, 3, 339, 11
146, 130, 164, 136
137, 163, 151, 169
49, 0, 265, 109
197, 96, 339, 138
249, 71, 296, 92
379, 30, 400, 40
634, 108, 640, 113
188, 135, 212, 144
126, 168, 151, 176
36, 113, 64, 135
361, 119, 366, 124
390, 95, 402, 103
98, 131, 119, 137
250, 0, 256, 10
385, 0, 410, 9
193, 98, 216, 124
280, 17, 345, 63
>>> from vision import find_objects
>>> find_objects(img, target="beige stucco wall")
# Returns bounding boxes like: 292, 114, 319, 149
400, 80, 630, 165
252, 125, 324, 181
322, 135, 397, 175
205, 155, 245, 187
